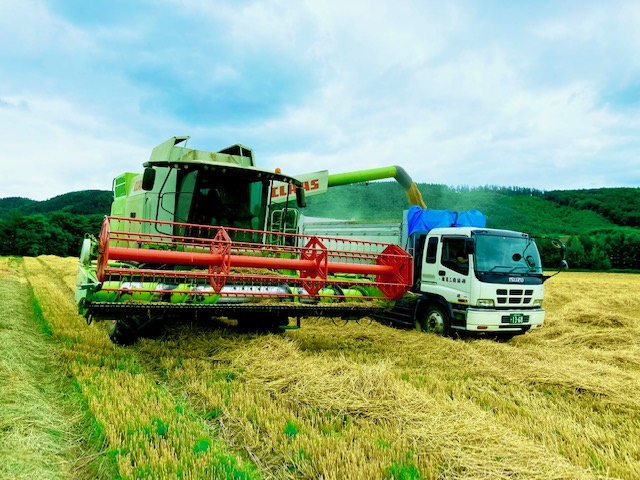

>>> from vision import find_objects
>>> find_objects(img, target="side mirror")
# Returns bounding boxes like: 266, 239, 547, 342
552, 239, 566, 253
463, 237, 475, 255
296, 186, 306, 208
142, 167, 156, 191
560, 259, 569, 270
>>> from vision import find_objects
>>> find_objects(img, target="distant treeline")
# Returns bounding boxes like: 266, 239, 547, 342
0, 212, 105, 257
0, 191, 112, 257
0, 184, 638, 270
536, 232, 640, 271
565, 232, 640, 271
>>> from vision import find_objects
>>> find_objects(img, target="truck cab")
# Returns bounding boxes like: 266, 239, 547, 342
409, 227, 546, 337
297, 212, 562, 339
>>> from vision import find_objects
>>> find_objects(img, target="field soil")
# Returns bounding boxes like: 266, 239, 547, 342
1, 256, 639, 479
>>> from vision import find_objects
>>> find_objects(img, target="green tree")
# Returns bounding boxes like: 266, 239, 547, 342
566, 236, 587, 269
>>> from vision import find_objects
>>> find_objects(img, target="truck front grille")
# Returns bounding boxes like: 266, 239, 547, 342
496, 289, 534, 305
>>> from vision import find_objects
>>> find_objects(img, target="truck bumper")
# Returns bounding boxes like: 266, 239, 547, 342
462, 307, 545, 333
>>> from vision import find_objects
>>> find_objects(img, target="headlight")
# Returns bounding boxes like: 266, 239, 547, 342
477, 299, 495, 307
533, 299, 543, 307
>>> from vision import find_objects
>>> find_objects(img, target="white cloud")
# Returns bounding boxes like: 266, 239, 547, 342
1, 0, 639, 203
0, 0, 93, 57
0, 94, 148, 200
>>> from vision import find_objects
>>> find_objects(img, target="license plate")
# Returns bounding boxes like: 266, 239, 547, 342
509, 313, 524, 324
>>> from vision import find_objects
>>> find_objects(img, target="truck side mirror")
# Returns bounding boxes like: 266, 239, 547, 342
560, 259, 569, 270
142, 167, 156, 191
464, 237, 475, 255
552, 239, 566, 254
296, 186, 306, 208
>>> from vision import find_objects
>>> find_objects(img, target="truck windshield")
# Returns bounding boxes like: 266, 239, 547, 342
473, 233, 543, 275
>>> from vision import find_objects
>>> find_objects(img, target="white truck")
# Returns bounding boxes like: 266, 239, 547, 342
297, 211, 566, 339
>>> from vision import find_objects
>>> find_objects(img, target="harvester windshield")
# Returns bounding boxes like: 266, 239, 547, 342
174, 169, 268, 232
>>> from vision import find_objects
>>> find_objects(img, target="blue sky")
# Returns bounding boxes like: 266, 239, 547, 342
1, 0, 639, 200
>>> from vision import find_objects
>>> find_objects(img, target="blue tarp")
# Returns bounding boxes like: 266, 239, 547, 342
407, 206, 486, 236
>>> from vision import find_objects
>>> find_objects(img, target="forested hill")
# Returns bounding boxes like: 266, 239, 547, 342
0, 190, 113, 258
0, 190, 112, 219
0, 185, 638, 270
542, 188, 640, 227
303, 184, 638, 235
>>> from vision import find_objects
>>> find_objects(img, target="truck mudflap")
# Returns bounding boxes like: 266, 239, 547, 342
462, 307, 545, 332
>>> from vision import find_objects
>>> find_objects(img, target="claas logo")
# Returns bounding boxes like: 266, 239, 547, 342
271, 179, 320, 199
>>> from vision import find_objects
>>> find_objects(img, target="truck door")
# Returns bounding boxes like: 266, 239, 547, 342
437, 236, 471, 304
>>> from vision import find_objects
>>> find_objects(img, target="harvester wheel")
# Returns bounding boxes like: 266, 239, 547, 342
415, 305, 449, 337
267, 313, 290, 332
107, 315, 149, 345
107, 319, 131, 345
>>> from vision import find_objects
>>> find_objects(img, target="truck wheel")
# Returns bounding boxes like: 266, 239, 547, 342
496, 332, 516, 342
416, 306, 449, 336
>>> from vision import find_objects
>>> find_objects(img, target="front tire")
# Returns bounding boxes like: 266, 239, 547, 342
107, 314, 157, 345
415, 305, 449, 336
107, 318, 138, 345
495, 332, 517, 342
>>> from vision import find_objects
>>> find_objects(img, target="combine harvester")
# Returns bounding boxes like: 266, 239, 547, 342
76, 136, 566, 344
76, 137, 419, 343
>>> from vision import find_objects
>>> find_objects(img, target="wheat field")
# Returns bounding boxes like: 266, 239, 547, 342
1, 256, 639, 479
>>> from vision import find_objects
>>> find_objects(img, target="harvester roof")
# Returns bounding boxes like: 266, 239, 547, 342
144, 136, 303, 187
143, 159, 303, 187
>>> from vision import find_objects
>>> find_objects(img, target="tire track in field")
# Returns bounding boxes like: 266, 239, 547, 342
34, 256, 75, 295
23, 256, 260, 479
0, 257, 99, 479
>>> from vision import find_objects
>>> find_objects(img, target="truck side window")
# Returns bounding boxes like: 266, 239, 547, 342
425, 237, 438, 264
441, 237, 469, 275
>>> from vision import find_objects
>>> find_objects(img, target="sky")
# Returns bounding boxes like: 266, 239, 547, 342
1, 0, 639, 201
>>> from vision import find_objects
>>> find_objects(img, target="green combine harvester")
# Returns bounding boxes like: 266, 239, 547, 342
75, 136, 424, 344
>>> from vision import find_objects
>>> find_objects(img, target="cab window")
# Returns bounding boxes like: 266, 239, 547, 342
425, 237, 438, 264
441, 237, 469, 275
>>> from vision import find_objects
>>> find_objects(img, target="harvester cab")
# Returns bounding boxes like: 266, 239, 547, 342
111, 136, 305, 243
